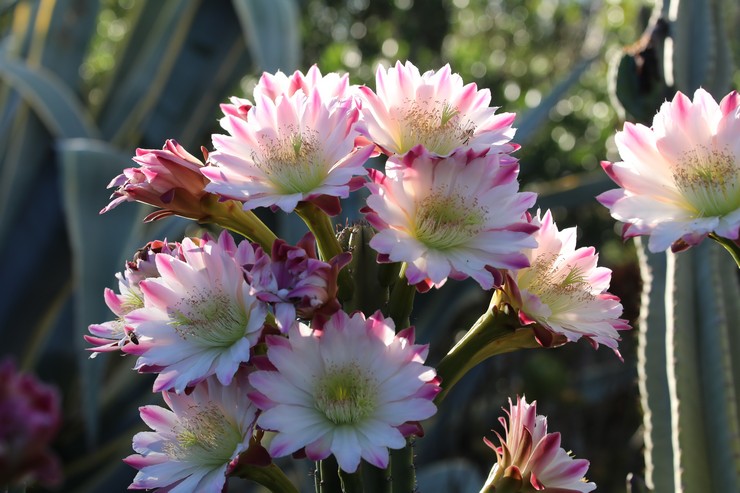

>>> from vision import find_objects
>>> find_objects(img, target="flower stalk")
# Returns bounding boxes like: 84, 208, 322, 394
710, 233, 740, 268
200, 195, 277, 251
435, 295, 539, 404
387, 263, 416, 329
231, 463, 299, 493
296, 202, 354, 301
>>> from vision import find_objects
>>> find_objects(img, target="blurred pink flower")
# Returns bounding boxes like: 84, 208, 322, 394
124, 231, 267, 393
86, 240, 182, 356
357, 61, 517, 157
598, 88, 740, 252
125, 370, 256, 492
204, 87, 373, 215
503, 210, 629, 356
363, 146, 537, 291
0, 360, 61, 489
102, 139, 210, 222
482, 396, 595, 493
248, 310, 439, 473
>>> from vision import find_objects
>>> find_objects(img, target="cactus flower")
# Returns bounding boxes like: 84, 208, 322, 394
204, 87, 373, 215
502, 210, 629, 356
248, 310, 440, 473
364, 146, 537, 291
102, 139, 209, 222
481, 396, 595, 493
598, 88, 740, 252
125, 371, 257, 492
124, 232, 267, 393
357, 61, 517, 157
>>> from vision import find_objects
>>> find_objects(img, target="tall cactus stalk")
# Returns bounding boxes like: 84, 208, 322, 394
615, 0, 740, 491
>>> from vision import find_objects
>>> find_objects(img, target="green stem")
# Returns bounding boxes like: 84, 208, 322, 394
201, 196, 277, 252
230, 463, 299, 493
434, 298, 538, 404
319, 457, 343, 493
295, 202, 354, 301
710, 233, 740, 269
390, 438, 416, 493
361, 463, 390, 493
387, 263, 416, 329
339, 469, 365, 493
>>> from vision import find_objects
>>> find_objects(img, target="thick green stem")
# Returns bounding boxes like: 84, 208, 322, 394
296, 202, 354, 301
387, 263, 416, 329
319, 457, 343, 493
390, 438, 416, 493
710, 233, 740, 269
201, 196, 277, 252
230, 463, 299, 493
339, 469, 364, 493
435, 299, 539, 405
361, 463, 390, 493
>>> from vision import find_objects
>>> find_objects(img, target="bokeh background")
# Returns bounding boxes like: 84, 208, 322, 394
2, 0, 737, 491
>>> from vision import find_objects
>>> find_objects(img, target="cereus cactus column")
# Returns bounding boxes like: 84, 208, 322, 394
607, 2, 740, 491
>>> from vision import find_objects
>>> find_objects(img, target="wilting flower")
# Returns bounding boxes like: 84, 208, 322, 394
102, 139, 209, 222
125, 370, 257, 492
86, 240, 181, 356
250, 232, 350, 332
598, 88, 740, 252
502, 210, 628, 355
253, 64, 351, 103
481, 396, 595, 493
364, 146, 537, 291
124, 232, 267, 393
248, 310, 440, 473
357, 61, 517, 157
0, 360, 61, 489
204, 87, 374, 215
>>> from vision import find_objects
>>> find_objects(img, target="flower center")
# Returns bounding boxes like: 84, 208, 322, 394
255, 128, 326, 194
170, 289, 249, 348
398, 99, 476, 155
672, 145, 740, 217
164, 403, 241, 465
519, 253, 594, 315
315, 363, 376, 425
414, 192, 485, 250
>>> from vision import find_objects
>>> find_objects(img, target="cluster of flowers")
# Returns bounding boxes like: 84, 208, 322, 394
87, 58, 740, 492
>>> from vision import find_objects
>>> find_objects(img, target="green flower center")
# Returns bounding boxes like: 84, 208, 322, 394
170, 289, 248, 348
414, 192, 485, 250
673, 145, 740, 217
164, 403, 241, 466
519, 253, 593, 314
257, 129, 326, 194
398, 99, 476, 155
315, 363, 377, 425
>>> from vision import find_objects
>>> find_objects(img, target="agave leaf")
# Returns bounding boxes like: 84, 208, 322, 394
57, 138, 146, 445
231, 0, 301, 72
514, 56, 596, 145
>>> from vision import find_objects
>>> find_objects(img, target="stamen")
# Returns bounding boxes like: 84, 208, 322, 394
399, 98, 476, 154
414, 192, 484, 250
673, 145, 740, 217
164, 403, 241, 465
521, 253, 594, 314
315, 363, 377, 425
170, 289, 248, 347
251, 127, 326, 194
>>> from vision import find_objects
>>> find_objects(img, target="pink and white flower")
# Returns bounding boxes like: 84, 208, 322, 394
503, 210, 629, 355
364, 146, 538, 291
598, 88, 740, 252
102, 140, 209, 222
125, 370, 257, 492
481, 396, 595, 493
253, 64, 351, 103
124, 232, 267, 393
248, 310, 440, 473
357, 61, 517, 157
86, 240, 182, 356
204, 88, 374, 215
